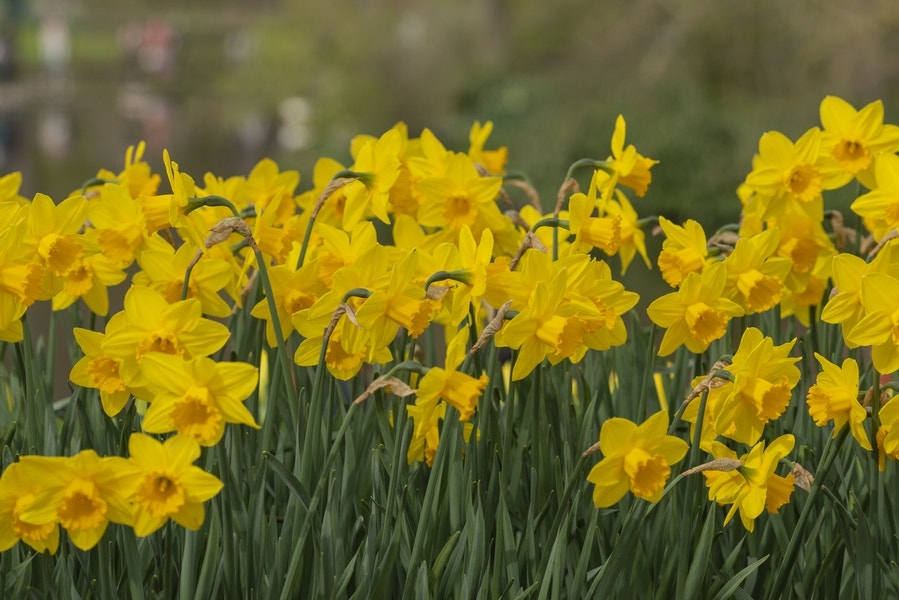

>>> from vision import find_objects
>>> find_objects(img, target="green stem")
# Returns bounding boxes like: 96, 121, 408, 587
564, 158, 613, 182
254, 247, 296, 399
870, 374, 882, 600
184, 195, 240, 217
637, 323, 657, 420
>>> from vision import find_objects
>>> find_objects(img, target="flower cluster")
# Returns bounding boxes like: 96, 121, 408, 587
0, 434, 221, 553
1, 116, 651, 552
4, 93, 899, 556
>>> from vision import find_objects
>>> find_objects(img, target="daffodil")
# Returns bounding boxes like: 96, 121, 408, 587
656, 217, 709, 288
121, 433, 223, 536
23, 193, 89, 299
355, 250, 436, 348
567, 190, 621, 256
311, 221, 380, 287
819, 95, 899, 188
721, 228, 791, 314
93, 141, 161, 200
102, 285, 231, 387
293, 243, 393, 380
133, 241, 234, 318
250, 259, 327, 347
599, 114, 658, 200
850, 153, 899, 240
468, 120, 508, 175
0, 293, 26, 343
564, 256, 640, 351
494, 267, 594, 380
406, 393, 446, 467
743, 127, 844, 222
138, 353, 259, 446
52, 250, 128, 316
0, 207, 44, 306
236, 157, 300, 225
807, 353, 871, 450
416, 152, 505, 234
822, 246, 899, 343
295, 156, 351, 230
414, 327, 488, 423
70, 328, 132, 417
0, 171, 28, 205
877, 397, 899, 470
342, 128, 402, 229
18, 450, 135, 551
703, 434, 795, 532
586, 411, 688, 507
88, 183, 152, 268
605, 188, 651, 274
765, 211, 836, 326
846, 272, 899, 374
647, 262, 744, 356
426, 224, 494, 326
713, 328, 800, 446
0, 462, 60, 554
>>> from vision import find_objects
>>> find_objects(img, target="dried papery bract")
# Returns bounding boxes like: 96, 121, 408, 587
504, 210, 530, 230
825, 209, 856, 252
504, 178, 541, 212
469, 300, 512, 357
682, 358, 733, 408
866, 227, 898, 261
325, 302, 361, 342
791, 463, 814, 492
555, 177, 580, 217
682, 458, 743, 476
509, 231, 548, 271
354, 376, 415, 405
312, 177, 357, 221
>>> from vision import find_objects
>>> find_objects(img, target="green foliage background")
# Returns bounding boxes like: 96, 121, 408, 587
7, 0, 899, 229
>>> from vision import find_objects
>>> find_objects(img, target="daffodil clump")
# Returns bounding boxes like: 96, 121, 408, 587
2, 96, 899, 597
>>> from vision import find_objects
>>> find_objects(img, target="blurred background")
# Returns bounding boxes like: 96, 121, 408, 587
3, 0, 899, 231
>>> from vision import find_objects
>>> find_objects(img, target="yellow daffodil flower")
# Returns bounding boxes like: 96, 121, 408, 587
120, 433, 223, 536
721, 228, 791, 314
647, 262, 744, 356
713, 328, 800, 446
743, 127, 844, 222
851, 153, 899, 240
847, 272, 899, 374
102, 285, 231, 387
0, 462, 60, 554
806, 353, 871, 451
587, 411, 688, 508
822, 245, 899, 344
134, 242, 234, 317
17, 450, 134, 551
820, 95, 899, 188
342, 128, 402, 229
656, 216, 709, 288
468, 120, 508, 175
703, 434, 795, 532
138, 353, 259, 446
70, 328, 132, 417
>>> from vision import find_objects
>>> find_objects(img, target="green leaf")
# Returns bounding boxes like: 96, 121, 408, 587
264, 451, 311, 510
711, 555, 769, 600
681, 504, 717, 599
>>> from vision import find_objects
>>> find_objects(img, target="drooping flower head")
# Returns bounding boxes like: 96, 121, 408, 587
806, 353, 871, 451
703, 434, 796, 532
